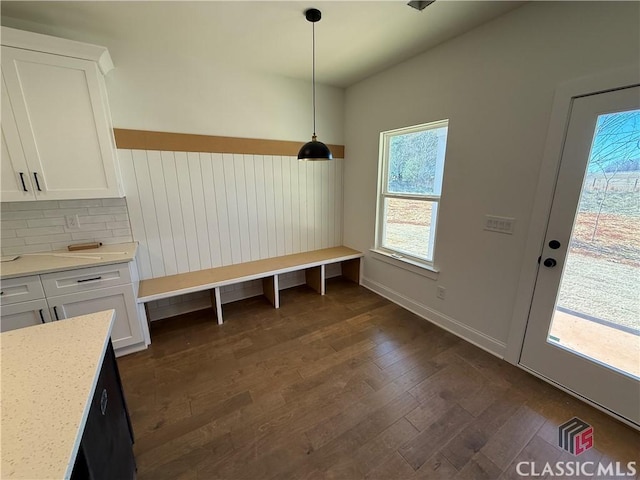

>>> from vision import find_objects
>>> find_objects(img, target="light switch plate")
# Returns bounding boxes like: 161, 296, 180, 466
484, 215, 515, 234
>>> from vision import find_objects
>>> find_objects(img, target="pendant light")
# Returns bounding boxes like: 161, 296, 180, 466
298, 8, 333, 161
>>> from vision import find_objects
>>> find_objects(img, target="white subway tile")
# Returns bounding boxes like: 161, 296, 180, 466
58, 199, 103, 208
64, 222, 107, 233
87, 206, 127, 215
105, 221, 130, 230
8, 201, 59, 211
1, 229, 17, 238
71, 230, 112, 241
101, 236, 134, 245
1, 220, 28, 229
1, 210, 45, 220
26, 217, 67, 228
2, 244, 53, 255
24, 233, 73, 245
78, 214, 117, 224
101, 198, 127, 207
0, 237, 26, 247
16, 226, 65, 237
111, 228, 132, 237
43, 208, 89, 217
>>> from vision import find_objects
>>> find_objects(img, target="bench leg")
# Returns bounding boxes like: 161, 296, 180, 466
211, 287, 223, 325
305, 265, 325, 295
341, 258, 361, 284
262, 275, 280, 308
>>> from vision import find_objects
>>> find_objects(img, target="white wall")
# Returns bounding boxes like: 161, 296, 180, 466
344, 2, 640, 356
0, 17, 345, 144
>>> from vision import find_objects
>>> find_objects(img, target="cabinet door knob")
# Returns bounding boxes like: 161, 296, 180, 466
543, 258, 557, 268
19, 172, 28, 192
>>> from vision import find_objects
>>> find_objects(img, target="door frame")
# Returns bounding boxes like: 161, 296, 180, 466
506, 65, 640, 364
505, 66, 640, 428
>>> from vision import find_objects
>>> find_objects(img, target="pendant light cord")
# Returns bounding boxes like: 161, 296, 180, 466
312, 21, 317, 138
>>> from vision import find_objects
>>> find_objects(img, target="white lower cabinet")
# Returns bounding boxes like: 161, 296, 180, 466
47, 284, 143, 352
0, 261, 148, 356
1, 298, 52, 332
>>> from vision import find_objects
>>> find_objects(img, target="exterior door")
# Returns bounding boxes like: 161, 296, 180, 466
520, 86, 640, 426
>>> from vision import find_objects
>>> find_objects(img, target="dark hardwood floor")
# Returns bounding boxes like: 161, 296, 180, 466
117, 278, 639, 479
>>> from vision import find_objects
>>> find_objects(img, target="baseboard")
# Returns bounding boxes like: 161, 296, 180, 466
361, 276, 507, 358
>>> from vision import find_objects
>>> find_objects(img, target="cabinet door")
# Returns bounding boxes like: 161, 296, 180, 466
73, 342, 136, 480
49, 284, 143, 351
1, 46, 121, 200
0, 299, 51, 332
1, 73, 35, 201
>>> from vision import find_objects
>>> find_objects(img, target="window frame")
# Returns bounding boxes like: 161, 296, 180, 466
375, 119, 449, 269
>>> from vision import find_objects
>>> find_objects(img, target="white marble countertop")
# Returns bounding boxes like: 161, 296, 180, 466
0, 310, 115, 479
0, 242, 138, 279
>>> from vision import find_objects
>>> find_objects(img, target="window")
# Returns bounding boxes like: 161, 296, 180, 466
375, 120, 449, 267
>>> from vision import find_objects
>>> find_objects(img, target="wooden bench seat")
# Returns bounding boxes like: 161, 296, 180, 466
138, 246, 363, 324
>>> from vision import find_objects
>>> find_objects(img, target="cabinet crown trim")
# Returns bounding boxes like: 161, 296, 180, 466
1, 27, 113, 75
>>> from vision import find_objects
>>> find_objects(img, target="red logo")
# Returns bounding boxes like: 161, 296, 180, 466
558, 417, 594, 455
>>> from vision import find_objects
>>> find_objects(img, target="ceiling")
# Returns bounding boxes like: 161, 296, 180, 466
0, 1, 525, 87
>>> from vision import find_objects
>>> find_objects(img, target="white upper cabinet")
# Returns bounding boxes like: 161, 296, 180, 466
0, 28, 123, 201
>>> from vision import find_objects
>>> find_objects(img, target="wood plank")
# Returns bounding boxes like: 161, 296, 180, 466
117, 281, 640, 480
113, 128, 345, 158
305, 265, 324, 294
262, 275, 279, 308
138, 246, 363, 302
342, 257, 361, 284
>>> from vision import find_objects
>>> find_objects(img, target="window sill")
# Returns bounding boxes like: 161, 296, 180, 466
369, 249, 439, 280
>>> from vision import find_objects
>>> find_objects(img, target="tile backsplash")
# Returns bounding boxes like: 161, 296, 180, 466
1, 198, 133, 256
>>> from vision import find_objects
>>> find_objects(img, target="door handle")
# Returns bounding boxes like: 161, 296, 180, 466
33, 172, 42, 191
19, 172, 28, 192
53, 306, 60, 320
39, 309, 45, 324
543, 258, 557, 268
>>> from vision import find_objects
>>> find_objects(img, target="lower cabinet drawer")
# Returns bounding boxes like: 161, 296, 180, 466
0, 275, 45, 305
41, 263, 132, 297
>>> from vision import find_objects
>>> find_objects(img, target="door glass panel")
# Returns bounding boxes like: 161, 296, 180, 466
548, 109, 640, 378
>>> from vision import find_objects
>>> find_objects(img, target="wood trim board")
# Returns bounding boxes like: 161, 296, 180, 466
114, 128, 345, 158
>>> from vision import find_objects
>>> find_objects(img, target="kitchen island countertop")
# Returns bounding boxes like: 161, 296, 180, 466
0, 310, 115, 479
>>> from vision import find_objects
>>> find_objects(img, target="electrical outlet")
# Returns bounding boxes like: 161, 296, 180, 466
65, 214, 80, 230
437, 286, 446, 300
484, 215, 515, 234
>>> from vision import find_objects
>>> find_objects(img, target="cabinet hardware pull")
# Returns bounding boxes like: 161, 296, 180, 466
0, 291, 3, 295
33, 172, 42, 191
53, 306, 60, 321
77, 276, 102, 283
19, 172, 28, 192
39, 309, 45, 324
100, 389, 108, 415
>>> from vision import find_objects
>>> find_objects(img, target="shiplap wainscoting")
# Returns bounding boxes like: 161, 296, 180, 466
118, 149, 344, 320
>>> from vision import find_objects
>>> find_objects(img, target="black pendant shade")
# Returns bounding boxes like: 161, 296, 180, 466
298, 8, 333, 161
298, 136, 333, 161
